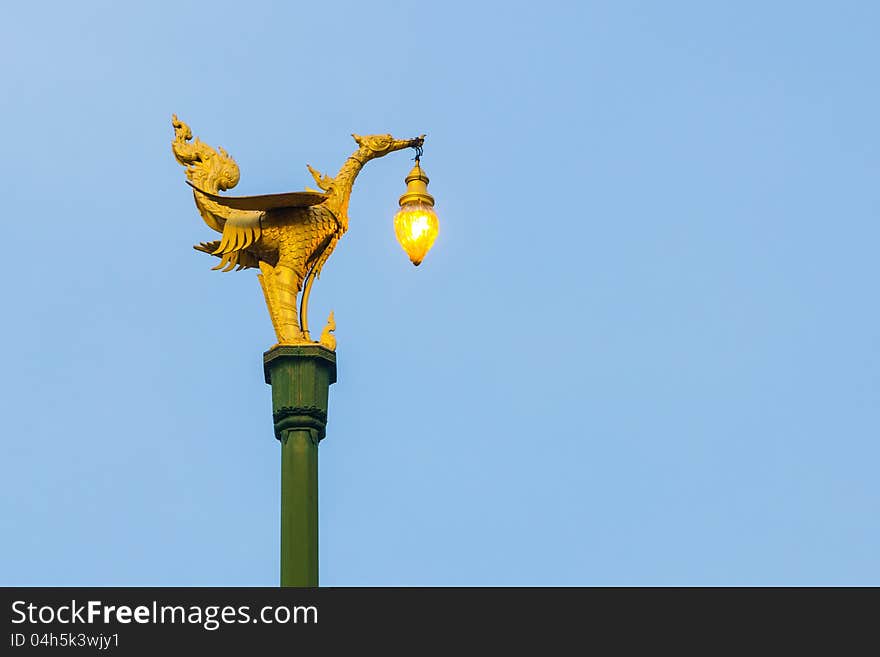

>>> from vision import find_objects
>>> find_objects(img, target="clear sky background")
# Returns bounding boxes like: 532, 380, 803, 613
1, 1, 878, 586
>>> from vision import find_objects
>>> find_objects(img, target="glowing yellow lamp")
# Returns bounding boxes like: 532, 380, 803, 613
394, 162, 439, 266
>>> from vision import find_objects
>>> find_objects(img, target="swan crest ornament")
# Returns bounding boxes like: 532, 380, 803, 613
171, 115, 425, 348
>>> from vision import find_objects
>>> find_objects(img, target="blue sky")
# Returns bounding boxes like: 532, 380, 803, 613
1, 1, 878, 585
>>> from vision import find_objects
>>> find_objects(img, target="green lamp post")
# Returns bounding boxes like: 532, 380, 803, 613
171, 116, 439, 586
264, 345, 335, 586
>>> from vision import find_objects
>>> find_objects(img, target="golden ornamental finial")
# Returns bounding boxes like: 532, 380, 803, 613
171, 114, 240, 193
306, 164, 334, 192
172, 116, 425, 348
319, 312, 337, 351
